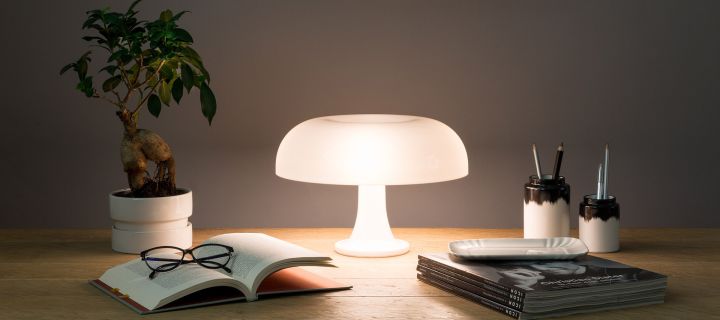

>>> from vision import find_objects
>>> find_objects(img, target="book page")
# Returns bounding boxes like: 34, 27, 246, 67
99, 255, 244, 310
203, 233, 333, 299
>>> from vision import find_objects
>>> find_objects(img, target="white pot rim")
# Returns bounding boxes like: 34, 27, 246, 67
109, 188, 193, 222
109, 188, 192, 199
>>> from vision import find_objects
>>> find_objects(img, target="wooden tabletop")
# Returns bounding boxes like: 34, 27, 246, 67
1, 228, 718, 319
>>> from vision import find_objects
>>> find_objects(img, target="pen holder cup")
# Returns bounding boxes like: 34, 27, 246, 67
579, 195, 620, 253
523, 175, 570, 238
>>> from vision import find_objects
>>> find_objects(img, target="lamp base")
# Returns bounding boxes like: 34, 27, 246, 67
334, 238, 409, 257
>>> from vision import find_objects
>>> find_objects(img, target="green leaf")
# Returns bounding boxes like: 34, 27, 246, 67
102, 75, 122, 92
145, 67, 156, 81
76, 76, 94, 97
180, 63, 194, 92
182, 47, 202, 63
99, 65, 117, 75
172, 78, 184, 104
60, 63, 74, 75
166, 58, 180, 69
150, 29, 164, 43
148, 74, 158, 87
82, 17, 99, 29
159, 63, 174, 81
120, 53, 133, 65
77, 58, 88, 79
85, 23, 103, 32
160, 10, 173, 22
142, 49, 156, 59
173, 28, 193, 42
183, 56, 210, 83
173, 10, 189, 21
127, 0, 142, 14
193, 74, 206, 87
159, 80, 171, 106
131, 27, 145, 35
107, 50, 125, 62
103, 12, 121, 25
200, 82, 216, 125
148, 94, 161, 117
128, 63, 140, 79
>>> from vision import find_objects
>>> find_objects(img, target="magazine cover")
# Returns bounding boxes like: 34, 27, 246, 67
419, 253, 667, 292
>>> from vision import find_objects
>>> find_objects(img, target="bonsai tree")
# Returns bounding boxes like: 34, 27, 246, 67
60, 0, 216, 197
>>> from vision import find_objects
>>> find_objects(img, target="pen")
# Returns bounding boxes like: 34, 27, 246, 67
532, 143, 542, 179
602, 144, 609, 199
596, 163, 603, 199
552, 143, 564, 180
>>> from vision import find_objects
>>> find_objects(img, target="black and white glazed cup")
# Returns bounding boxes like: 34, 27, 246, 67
523, 175, 571, 238
579, 195, 620, 252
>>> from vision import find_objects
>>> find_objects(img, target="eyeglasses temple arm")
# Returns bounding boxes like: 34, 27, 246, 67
196, 252, 232, 260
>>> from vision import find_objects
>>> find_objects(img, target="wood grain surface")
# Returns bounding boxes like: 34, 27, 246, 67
0, 228, 717, 319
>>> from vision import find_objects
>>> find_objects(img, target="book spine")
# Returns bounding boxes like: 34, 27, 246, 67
418, 258, 525, 302
89, 279, 150, 314
417, 273, 522, 320
417, 265, 525, 311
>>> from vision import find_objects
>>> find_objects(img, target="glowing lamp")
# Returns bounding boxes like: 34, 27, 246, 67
276, 114, 468, 257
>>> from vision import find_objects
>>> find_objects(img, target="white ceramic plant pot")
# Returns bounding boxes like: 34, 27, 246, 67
109, 188, 193, 254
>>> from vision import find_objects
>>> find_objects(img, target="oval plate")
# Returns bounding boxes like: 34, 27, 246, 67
448, 237, 588, 260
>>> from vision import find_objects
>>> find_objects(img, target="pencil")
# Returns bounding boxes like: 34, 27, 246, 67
602, 144, 609, 199
532, 143, 542, 179
552, 143, 564, 180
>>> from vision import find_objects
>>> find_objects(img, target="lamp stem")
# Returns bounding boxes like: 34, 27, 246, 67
350, 185, 394, 242
334, 185, 409, 257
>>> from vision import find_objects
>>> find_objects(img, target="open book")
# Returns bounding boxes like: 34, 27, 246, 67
91, 233, 351, 314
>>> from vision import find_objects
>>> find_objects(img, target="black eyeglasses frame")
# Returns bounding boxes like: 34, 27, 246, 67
140, 243, 234, 279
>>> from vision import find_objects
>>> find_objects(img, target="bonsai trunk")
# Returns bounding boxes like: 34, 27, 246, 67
117, 109, 177, 197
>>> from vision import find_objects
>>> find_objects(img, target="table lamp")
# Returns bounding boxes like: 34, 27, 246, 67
276, 114, 468, 257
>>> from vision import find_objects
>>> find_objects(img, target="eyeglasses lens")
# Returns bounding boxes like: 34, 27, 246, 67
193, 245, 232, 269
144, 247, 183, 272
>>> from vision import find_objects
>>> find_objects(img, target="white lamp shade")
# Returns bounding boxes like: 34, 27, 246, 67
276, 114, 468, 185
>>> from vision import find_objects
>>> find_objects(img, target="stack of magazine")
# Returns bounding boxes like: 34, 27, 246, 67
417, 253, 667, 319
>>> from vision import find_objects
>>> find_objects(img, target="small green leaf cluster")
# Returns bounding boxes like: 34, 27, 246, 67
60, 0, 217, 125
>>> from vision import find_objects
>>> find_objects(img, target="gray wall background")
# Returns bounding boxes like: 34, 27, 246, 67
1, 0, 718, 228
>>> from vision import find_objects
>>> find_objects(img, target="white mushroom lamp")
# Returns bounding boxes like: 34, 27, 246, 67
276, 114, 468, 257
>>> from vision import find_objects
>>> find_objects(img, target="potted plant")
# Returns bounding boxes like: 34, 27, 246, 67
60, 0, 217, 253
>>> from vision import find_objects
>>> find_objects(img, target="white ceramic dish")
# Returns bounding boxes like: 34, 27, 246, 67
448, 237, 588, 260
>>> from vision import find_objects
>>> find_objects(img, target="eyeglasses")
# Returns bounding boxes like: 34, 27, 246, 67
140, 244, 234, 279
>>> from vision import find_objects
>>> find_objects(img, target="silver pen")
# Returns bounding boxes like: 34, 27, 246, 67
532, 144, 542, 179
597, 163, 603, 199
602, 144, 609, 199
